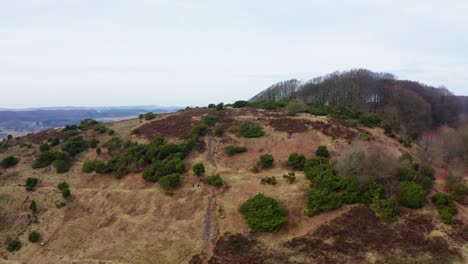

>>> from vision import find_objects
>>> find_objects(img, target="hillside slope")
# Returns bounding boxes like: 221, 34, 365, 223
0, 107, 466, 264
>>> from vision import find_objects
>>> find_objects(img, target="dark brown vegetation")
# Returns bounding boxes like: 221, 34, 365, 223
269, 118, 308, 134
310, 120, 357, 141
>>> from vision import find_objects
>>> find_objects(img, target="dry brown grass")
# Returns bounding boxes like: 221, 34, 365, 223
0, 108, 466, 264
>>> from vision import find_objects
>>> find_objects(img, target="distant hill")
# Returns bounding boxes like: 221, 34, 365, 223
0, 106, 181, 139
250, 69, 465, 135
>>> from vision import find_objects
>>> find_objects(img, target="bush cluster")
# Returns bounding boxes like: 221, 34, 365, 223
143, 112, 156, 120
214, 127, 224, 137
240, 193, 287, 232
259, 154, 274, 168
32, 151, 70, 173
88, 138, 99, 148
1, 155, 19, 169
25, 177, 39, 192
239, 122, 265, 138
39, 143, 50, 152
62, 136, 87, 156
445, 174, 467, 204
28, 231, 40, 243
192, 162, 205, 176
315, 146, 330, 158
282, 172, 296, 183
203, 115, 219, 126
159, 173, 181, 191
206, 174, 223, 187
6, 239, 21, 252
30, 200, 37, 213
225, 145, 247, 156
286, 153, 306, 170
432, 193, 458, 224
261, 176, 277, 185
57, 182, 71, 199
48, 137, 60, 146
399, 182, 427, 208
359, 113, 382, 127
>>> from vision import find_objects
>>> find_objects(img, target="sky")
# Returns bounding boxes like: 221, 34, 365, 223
1, 0, 467, 108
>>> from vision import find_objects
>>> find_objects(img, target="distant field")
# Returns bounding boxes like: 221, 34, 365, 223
0, 106, 181, 139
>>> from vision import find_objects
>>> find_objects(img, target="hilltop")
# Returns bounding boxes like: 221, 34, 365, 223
0, 100, 467, 263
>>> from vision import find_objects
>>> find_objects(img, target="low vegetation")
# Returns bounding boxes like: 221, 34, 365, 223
432, 193, 458, 224
286, 153, 306, 170
399, 182, 427, 208
25, 177, 39, 191
159, 173, 181, 191
261, 176, 277, 185
239, 122, 265, 138
192, 162, 205, 176
282, 172, 296, 183
28, 231, 40, 243
57, 182, 71, 199
1, 155, 19, 169
7, 239, 21, 252
61, 135, 87, 156
225, 145, 247, 156
240, 193, 287, 232
259, 154, 274, 168
206, 174, 224, 187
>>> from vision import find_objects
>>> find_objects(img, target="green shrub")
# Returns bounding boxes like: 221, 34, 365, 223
96, 147, 101, 155
61, 188, 71, 199
32, 151, 68, 169
239, 122, 265, 138
283, 172, 296, 183
216, 103, 224, 111
306, 187, 342, 216
6, 239, 21, 252
159, 173, 181, 190
88, 138, 99, 148
446, 174, 467, 203
399, 152, 413, 162
108, 129, 115, 136
144, 112, 156, 120
192, 162, 205, 176
57, 182, 71, 199
371, 196, 400, 224
286, 153, 306, 170
1, 156, 19, 169
259, 154, 274, 168
400, 136, 412, 147
30, 200, 37, 213
315, 146, 330, 158
359, 113, 382, 127
82, 160, 97, 173
432, 193, 458, 224
225, 145, 247, 156
39, 143, 50, 152
53, 159, 70, 173
232, 100, 250, 108
341, 177, 361, 204
25, 177, 38, 192
240, 193, 287, 232
143, 157, 185, 182
79, 118, 99, 128
94, 124, 107, 134
103, 137, 121, 155
208, 103, 216, 109
399, 182, 427, 208
261, 176, 277, 185
28, 231, 40, 243
189, 124, 209, 137
62, 136, 87, 156
203, 115, 219, 126
215, 127, 224, 137
48, 137, 60, 146
206, 174, 224, 187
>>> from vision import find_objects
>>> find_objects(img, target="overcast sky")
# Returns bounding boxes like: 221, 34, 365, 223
1, 0, 467, 108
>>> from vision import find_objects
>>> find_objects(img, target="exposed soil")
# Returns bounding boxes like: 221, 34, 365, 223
269, 118, 308, 134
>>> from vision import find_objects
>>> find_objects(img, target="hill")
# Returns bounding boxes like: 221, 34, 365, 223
0, 104, 467, 263
250, 69, 465, 136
